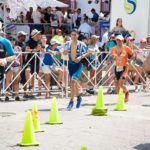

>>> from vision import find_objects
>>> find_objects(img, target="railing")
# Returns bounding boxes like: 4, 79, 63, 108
1, 51, 149, 99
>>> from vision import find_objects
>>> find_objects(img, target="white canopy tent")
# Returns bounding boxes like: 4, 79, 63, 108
37, 0, 69, 8
6, 0, 68, 19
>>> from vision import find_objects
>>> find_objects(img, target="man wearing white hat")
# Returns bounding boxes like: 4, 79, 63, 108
25, 29, 43, 98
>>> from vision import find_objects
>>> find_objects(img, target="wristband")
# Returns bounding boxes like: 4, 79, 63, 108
3, 58, 7, 65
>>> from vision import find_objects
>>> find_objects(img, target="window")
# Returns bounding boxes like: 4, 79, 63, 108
101, 0, 111, 13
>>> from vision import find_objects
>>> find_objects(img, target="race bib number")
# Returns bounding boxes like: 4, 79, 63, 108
116, 66, 124, 72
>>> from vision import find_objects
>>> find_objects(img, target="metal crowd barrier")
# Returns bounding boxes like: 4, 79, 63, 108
1, 51, 150, 99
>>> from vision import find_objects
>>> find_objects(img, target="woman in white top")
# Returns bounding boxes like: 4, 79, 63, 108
50, 9, 59, 36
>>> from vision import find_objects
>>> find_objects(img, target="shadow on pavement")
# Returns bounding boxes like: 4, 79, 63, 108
82, 103, 116, 107
134, 143, 150, 150
38, 108, 67, 112
142, 104, 150, 107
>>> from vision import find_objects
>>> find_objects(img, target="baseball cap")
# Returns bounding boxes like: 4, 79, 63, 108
140, 38, 147, 43
109, 34, 115, 39
31, 29, 41, 38
115, 35, 124, 41
126, 36, 135, 42
17, 31, 28, 36
91, 35, 100, 39
50, 39, 61, 45
146, 34, 150, 39
56, 29, 62, 33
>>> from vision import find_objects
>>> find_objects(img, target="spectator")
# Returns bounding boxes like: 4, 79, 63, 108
101, 27, 109, 48
50, 8, 59, 36
43, 7, 52, 36
88, 35, 101, 87
56, 7, 64, 27
134, 38, 148, 92
0, 36, 16, 101
0, 28, 5, 37
25, 29, 43, 98
65, 9, 72, 24
73, 8, 83, 28
146, 34, 150, 49
91, 8, 99, 22
78, 16, 92, 38
17, 31, 28, 98
43, 7, 51, 23
91, 8, 99, 35
38, 35, 50, 97
112, 18, 126, 33
49, 39, 63, 90
5, 7, 11, 24
52, 29, 64, 44
26, 7, 33, 23
17, 11, 25, 23
0, 3, 4, 22
5, 37, 22, 101
42, 39, 63, 95
32, 6, 42, 24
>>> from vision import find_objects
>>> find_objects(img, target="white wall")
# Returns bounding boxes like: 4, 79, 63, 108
76, 0, 100, 18
110, 0, 150, 42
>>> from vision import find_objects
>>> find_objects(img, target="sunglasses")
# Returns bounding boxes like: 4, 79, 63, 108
10, 38, 16, 41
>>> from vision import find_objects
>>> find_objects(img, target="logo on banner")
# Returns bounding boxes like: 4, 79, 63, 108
124, 0, 137, 14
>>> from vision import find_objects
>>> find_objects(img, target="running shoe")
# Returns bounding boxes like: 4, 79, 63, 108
76, 96, 82, 108
5, 96, 9, 102
67, 101, 74, 110
15, 96, 21, 101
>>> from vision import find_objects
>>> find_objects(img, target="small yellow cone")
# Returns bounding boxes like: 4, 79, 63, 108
32, 102, 44, 133
92, 86, 107, 116
17, 111, 39, 146
46, 97, 63, 125
115, 88, 127, 111
80, 146, 88, 150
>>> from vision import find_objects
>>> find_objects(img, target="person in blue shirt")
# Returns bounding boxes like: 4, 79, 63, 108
0, 36, 16, 101
91, 8, 99, 22
42, 39, 63, 98
64, 29, 93, 110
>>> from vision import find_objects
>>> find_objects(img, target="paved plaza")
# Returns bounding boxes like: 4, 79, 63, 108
0, 92, 150, 150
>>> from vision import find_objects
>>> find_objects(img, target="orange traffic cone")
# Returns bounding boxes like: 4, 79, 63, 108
32, 102, 44, 132
17, 111, 39, 146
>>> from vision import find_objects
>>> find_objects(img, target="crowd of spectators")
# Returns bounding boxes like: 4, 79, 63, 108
0, 5, 150, 102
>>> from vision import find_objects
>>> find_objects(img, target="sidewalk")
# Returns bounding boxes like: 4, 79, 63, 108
0, 92, 150, 150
